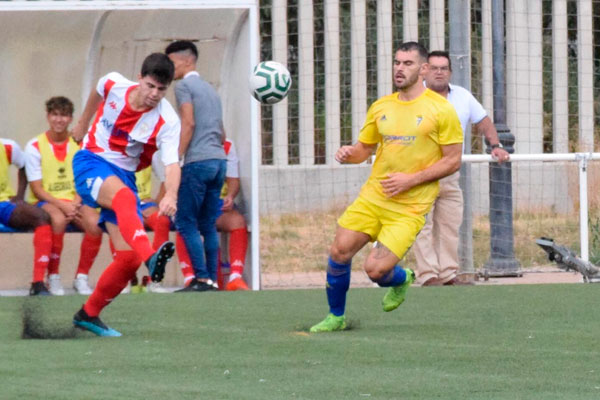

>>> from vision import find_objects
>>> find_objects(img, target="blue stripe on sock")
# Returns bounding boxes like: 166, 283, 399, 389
376, 265, 407, 287
326, 256, 351, 316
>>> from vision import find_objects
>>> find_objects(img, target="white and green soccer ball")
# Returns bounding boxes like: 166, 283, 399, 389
249, 61, 292, 104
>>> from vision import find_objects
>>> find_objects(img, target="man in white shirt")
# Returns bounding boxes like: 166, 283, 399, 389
413, 50, 510, 286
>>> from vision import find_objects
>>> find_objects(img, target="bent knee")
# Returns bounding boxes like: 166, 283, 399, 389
364, 262, 391, 282
329, 244, 354, 264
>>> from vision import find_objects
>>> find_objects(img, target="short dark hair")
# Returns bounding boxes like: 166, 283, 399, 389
428, 50, 452, 71
165, 40, 198, 60
140, 53, 175, 85
396, 41, 429, 62
45, 96, 74, 115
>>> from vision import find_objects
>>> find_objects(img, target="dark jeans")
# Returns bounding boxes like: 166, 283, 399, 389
175, 159, 226, 281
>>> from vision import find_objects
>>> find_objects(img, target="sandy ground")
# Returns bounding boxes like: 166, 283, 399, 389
0, 266, 585, 296
259, 266, 584, 290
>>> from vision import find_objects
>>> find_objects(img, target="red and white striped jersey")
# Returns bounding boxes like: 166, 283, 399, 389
82, 72, 180, 172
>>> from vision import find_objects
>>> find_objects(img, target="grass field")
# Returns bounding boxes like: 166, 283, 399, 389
1, 285, 600, 400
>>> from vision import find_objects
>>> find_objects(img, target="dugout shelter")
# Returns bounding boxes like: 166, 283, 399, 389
0, 0, 260, 290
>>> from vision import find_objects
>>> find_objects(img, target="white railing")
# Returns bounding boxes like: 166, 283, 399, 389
463, 152, 600, 262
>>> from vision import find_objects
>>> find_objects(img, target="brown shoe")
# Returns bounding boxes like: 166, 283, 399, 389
443, 277, 474, 286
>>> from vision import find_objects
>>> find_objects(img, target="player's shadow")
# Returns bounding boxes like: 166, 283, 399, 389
21, 298, 82, 340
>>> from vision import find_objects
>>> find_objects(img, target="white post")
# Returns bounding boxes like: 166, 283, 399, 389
325, 0, 340, 164
272, 0, 289, 166
249, 3, 260, 290
298, 0, 315, 165
579, 156, 589, 261
403, 0, 419, 42
552, 0, 569, 153
578, 0, 594, 152
481, 0, 493, 121
506, 0, 543, 153
429, 0, 445, 51
351, 0, 367, 143
376, 0, 392, 97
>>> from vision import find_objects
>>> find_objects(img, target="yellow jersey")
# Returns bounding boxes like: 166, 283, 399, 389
0, 140, 17, 202
135, 166, 153, 201
26, 133, 79, 203
358, 89, 463, 215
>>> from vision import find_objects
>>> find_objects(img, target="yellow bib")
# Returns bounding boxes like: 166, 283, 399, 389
135, 167, 152, 201
0, 140, 16, 202
27, 133, 79, 203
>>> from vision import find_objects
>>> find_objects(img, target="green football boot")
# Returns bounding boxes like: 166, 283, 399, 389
382, 268, 415, 312
309, 313, 347, 333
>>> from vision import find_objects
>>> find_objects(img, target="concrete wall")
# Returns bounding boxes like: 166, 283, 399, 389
259, 162, 579, 216
259, 164, 371, 215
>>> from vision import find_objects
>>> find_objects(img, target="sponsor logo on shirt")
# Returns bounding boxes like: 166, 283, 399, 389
383, 135, 416, 145
101, 118, 114, 131
48, 181, 72, 193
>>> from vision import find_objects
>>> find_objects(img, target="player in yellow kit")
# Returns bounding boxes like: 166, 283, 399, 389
310, 42, 464, 332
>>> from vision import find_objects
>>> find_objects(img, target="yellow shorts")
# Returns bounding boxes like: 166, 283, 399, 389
337, 196, 426, 259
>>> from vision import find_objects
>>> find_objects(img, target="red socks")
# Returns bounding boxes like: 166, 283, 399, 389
228, 228, 248, 276
76, 233, 102, 275
175, 233, 194, 283
83, 250, 141, 317
145, 211, 171, 250
47, 232, 64, 275
111, 188, 154, 261
32, 225, 53, 282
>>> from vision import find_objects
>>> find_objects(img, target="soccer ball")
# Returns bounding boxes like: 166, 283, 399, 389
249, 61, 292, 104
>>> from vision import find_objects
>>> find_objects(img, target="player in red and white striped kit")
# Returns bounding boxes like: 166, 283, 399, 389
70, 53, 181, 337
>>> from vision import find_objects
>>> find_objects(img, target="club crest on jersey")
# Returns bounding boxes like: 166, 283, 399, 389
109, 101, 117, 110
139, 123, 150, 134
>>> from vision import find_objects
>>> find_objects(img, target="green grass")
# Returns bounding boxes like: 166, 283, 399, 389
2, 285, 600, 399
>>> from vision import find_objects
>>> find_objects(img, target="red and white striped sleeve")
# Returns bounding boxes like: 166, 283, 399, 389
1, 138, 26, 169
